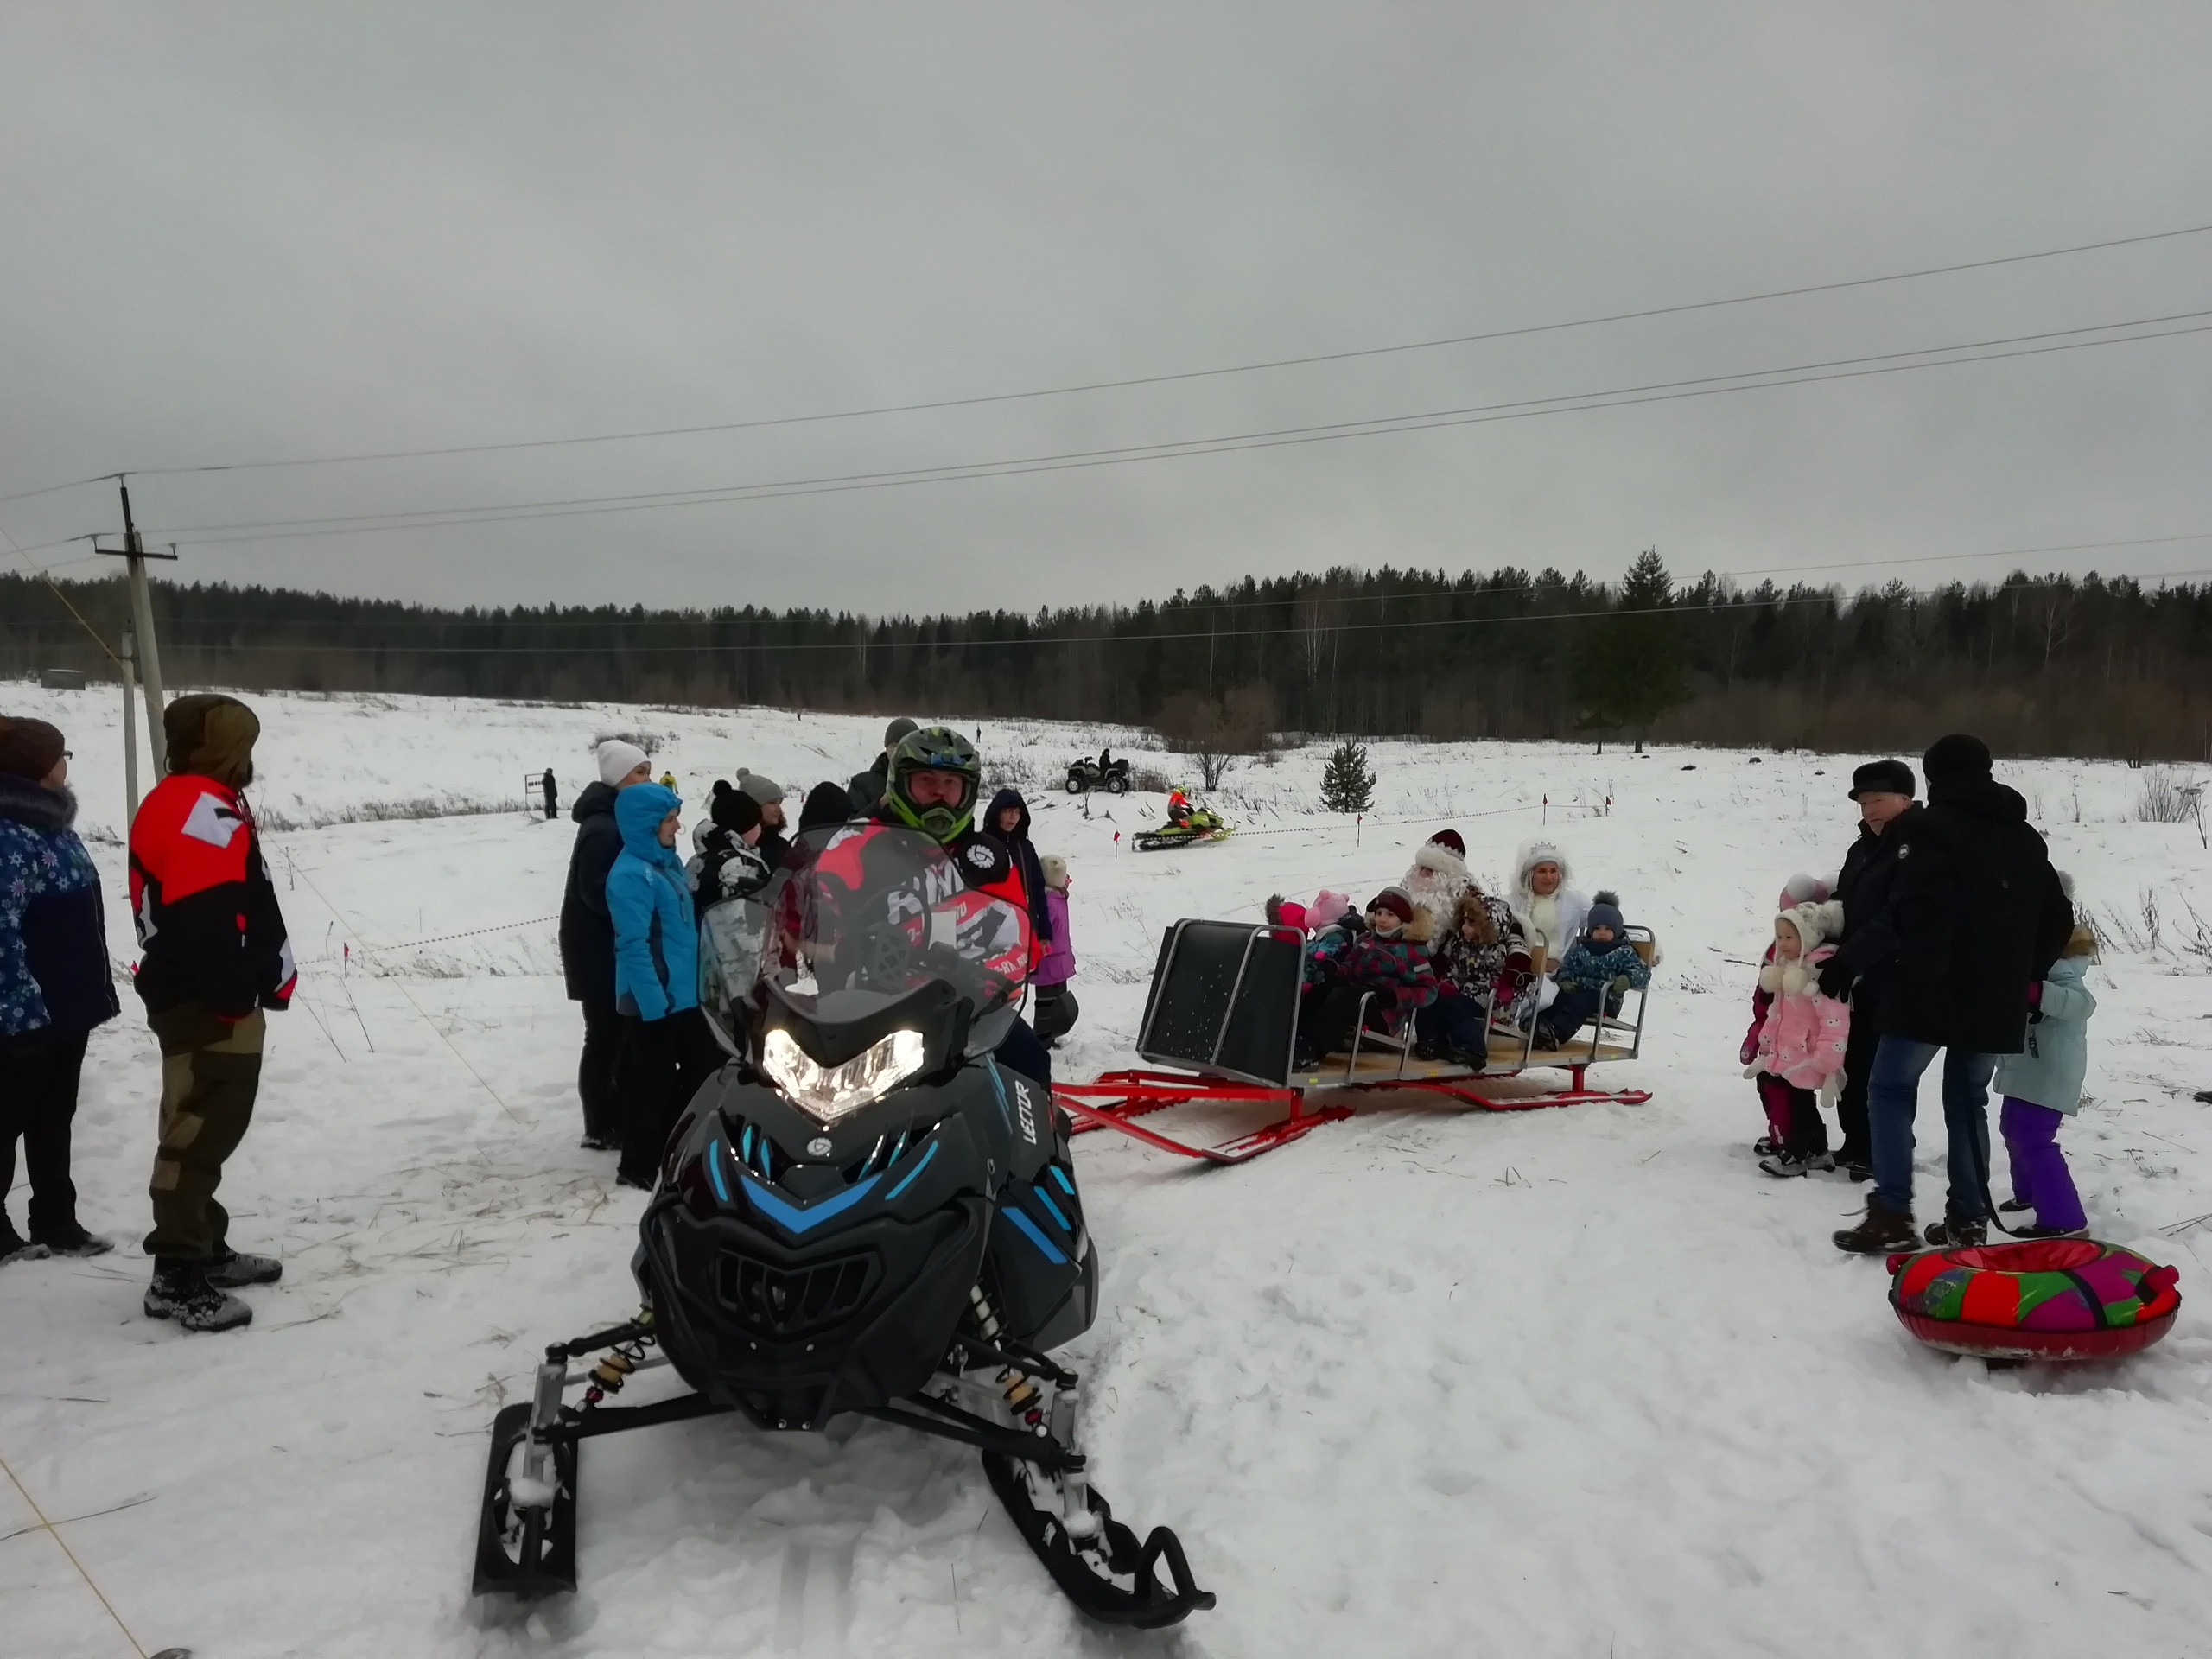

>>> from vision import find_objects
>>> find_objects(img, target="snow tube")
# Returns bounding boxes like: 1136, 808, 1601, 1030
1885, 1237, 2180, 1361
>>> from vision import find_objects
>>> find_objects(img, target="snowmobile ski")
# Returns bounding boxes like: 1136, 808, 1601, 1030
982, 1450, 1215, 1627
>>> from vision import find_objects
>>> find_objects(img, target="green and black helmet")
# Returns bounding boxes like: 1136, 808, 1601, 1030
883, 724, 982, 842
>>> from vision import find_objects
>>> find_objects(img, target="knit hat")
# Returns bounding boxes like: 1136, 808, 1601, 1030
165, 694, 259, 787
798, 779, 853, 832
1040, 853, 1070, 892
1777, 899, 1846, 956
1427, 828, 1466, 856
1922, 734, 1993, 787
709, 779, 761, 836
595, 740, 651, 788
1310, 889, 1354, 929
1586, 889, 1625, 936
1266, 893, 1307, 931
0, 715, 65, 781
738, 771, 787, 806
1778, 872, 1832, 909
884, 716, 919, 749
1848, 759, 1915, 801
1367, 888, 1415, 925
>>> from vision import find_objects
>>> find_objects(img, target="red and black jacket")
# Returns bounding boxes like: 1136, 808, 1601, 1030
128, 773, 296, 1020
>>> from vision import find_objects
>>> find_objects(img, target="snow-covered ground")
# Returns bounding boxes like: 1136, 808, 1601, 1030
4, 678, 2211, 1659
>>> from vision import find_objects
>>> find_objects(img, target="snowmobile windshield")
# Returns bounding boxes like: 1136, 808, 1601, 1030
759, 823, 1033, 1064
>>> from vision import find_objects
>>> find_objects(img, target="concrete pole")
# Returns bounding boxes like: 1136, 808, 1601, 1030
120, 623, 141, 821
118, 484, 168, 773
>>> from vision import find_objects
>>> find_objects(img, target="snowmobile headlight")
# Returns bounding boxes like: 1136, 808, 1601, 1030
760, 1027, 929, 1126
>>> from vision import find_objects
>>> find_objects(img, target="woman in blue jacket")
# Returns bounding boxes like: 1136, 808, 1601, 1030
607, 783, 720, 1187
1, 717, 120, 1263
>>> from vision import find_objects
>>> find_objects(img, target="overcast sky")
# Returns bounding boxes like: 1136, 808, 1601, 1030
3, 4, 2209, 616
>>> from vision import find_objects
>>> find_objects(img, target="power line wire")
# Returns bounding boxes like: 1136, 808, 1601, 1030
9, 530, 2209, 633
105, 219, 2212, 480
148, 311, 2212, 548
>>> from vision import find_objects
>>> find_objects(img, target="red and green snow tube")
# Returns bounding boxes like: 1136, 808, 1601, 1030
1885, 1237, 2181, 1362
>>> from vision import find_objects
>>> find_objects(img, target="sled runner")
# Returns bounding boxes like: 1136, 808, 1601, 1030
1057, 920, 1654, 1164
470, 827, 1212, 1628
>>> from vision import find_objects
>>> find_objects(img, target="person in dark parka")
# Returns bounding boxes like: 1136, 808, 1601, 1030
1819, 758, 1919, 1178
1834, 734, 2073, 1255
0, 717, 120, 1264
983, 787, 1053, 946
560, 740, 652, 1150
541, 768, 556, 820
848, 716, 919, 817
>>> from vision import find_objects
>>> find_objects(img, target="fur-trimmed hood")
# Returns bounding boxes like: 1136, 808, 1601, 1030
1758, 900, 1845, 996
1509, 837, 1573, 910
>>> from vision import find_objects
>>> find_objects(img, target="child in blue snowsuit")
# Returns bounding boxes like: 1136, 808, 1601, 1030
1535, 893, 1649, 1049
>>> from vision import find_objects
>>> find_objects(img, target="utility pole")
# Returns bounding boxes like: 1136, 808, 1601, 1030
119, 622, 141, 820
98, 477, 175, 777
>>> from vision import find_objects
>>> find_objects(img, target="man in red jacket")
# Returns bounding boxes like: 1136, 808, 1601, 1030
128, 694, 294, 1332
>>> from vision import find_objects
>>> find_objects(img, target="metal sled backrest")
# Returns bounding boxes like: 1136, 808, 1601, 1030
1136, 919, 1306, 1087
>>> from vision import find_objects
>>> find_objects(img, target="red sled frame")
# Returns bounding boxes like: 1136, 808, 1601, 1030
1052, 921, 1654, 1165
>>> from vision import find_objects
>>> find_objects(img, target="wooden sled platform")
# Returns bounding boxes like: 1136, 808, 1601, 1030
1055, 918, 1654, 1166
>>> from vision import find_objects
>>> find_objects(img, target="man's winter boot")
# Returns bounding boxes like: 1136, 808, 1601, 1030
1923, 1212, 1988, 1248
206, 1247, 283, 1287
145, 1262, 252, 1332
0, 1228, 50, 1268
1833, 1198, 1918, 1255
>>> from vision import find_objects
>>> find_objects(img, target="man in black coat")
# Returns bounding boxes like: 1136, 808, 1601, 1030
1834, 735, 2073, 1254
1818, 759, 1918, 1178
559, 741, 651, 1149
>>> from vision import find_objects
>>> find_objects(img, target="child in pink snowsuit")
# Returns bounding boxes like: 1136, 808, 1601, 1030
1033, 855, 1078, 1049
1741, 894, 1851, 1177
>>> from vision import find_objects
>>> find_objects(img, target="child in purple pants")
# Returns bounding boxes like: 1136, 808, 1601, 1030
1993, 912, 2097, 1238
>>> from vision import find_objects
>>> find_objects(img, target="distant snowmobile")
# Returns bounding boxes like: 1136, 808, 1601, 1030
470, 823, 1212, 1629
1134, 791, 1232, 854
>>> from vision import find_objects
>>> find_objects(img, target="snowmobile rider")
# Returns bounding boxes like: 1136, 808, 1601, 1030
870, 725, 1056, 1086
1166, 788, 1193, 826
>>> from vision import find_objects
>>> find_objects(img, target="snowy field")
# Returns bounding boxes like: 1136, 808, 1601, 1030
4, 677, 2212, 1659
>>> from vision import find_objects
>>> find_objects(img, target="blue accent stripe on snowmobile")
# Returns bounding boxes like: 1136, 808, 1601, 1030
1047, 1164, 1075, 1197
1033, 1187, 1071, 1234
741, 1172, 883, 1235
740, 1124, 754, 1165
883, 1141, 939, 1201
1004, 1206, 1067, 1265
708, 1141, 732, 1204
983, 1059, 1013, 1129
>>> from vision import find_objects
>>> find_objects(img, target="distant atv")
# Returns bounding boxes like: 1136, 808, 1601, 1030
1064, 755, 1131, 795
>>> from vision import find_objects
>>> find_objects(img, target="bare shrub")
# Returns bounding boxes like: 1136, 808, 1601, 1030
1154, 684, 1277, 791
2134, 772, 2205, 824
591, 728, 664, 757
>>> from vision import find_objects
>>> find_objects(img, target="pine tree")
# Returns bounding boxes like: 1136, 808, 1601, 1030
1570, 549, 1693, 753
1319, 738, 1376, 812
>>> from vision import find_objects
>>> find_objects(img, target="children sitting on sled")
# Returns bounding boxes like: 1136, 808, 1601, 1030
1416, 889, 1526, 1064
1740, 882, 1851, 1177
1520, 893, 1650, 1051
1292, 888, 1437, 1068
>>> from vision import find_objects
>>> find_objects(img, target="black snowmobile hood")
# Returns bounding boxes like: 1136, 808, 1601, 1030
1927, 776, 2026, 823
987, 788, 1033, 842
571, 780, 618, 824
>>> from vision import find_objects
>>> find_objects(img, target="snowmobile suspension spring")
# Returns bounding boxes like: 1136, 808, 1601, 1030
582, 1337, 652, 1408
967, 1287, 1045, 1431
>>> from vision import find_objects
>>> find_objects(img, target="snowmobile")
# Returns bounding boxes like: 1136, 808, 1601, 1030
1133, 792, 1232, 854
470, 823, 1212, 1629
1063, 753, 1131, 794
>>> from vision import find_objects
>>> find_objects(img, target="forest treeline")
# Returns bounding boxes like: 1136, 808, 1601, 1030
4, 559, 2209, 761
